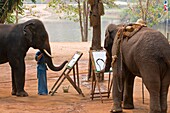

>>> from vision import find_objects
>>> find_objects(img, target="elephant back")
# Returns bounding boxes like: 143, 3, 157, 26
123, 24, 146, 40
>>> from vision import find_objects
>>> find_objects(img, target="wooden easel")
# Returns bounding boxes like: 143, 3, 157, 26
89, 49, 145, 104
49, 51, 84, 97
89, 50, 112, 103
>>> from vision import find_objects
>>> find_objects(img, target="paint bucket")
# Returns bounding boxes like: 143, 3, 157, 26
62, 85, 70, 93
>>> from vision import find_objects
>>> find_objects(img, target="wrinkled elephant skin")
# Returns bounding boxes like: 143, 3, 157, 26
0, 19, 67, 97
104, 24, 170, 113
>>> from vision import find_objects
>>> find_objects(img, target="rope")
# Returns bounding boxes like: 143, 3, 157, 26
116, 27, 124, 93
115, 24, 144, 92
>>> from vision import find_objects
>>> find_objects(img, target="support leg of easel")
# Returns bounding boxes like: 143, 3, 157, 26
91, 71, 96, 100
50, 70, 70, 96
91, 72, 95, 100
76, 63, 80, 88
49, 69, 67, 94
73, 66, 76, 85
64, 74, 85, 97
107, 71, 111, 98
88, 54, 92, 80
95, 73, 103, 103
51, 77, 66, 96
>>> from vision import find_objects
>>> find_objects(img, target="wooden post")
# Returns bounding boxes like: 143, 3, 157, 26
88, 0, 105, 79
91, 0, 102, 50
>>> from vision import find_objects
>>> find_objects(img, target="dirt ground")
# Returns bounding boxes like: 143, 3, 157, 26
0, 42, 169, 113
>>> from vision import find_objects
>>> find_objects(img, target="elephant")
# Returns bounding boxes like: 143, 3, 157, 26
0, 19, 68, 97
104, 23, 170, 113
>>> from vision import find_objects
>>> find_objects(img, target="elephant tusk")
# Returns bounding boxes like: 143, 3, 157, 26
43, 49, 53, 58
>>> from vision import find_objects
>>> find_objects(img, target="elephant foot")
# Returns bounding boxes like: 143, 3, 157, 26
149, 111, 162, 113
149, 110, 162, 113
11, 90, 16, 95
123, 103, 134, 109
16, 91, 28, 97
110, 102, 122, 113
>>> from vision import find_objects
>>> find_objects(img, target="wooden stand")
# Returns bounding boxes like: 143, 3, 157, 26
89, 50, 112, 103
49, 51, 84, 97
89, 49, 145, 104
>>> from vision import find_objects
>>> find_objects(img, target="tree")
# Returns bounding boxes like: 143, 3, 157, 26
0, 0, 36, 23
121, 0, 168, 27
48, 0, 88, 42
89, 0, 103, 50
47, 0, 116, 42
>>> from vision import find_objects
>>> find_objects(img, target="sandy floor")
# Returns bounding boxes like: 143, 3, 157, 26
0, 42, 169, 113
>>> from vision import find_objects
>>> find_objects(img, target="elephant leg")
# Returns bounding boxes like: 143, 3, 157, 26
9, 59, 28, 97
110, 76, 123, 113
142, 71, 161, 113
15, 63, 28, 97
11, 69, 17, 95
123, 72, 135, 109
160, 83, 168, 113
160, 71, 170, 113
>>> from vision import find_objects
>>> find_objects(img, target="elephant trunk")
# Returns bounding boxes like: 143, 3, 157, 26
105, 51, 112, 72
42, 49, 68, 71
111, 28, 124, 93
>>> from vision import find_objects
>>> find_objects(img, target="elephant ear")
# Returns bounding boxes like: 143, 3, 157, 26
104, 26, 111, 49
23, 23, 34, 43
104, 24, 118, 47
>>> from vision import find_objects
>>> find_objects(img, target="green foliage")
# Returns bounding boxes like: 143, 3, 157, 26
31, 0, 36, 3
5, 13, 16, 23
121, 0, 168, 27
2, 0, 36, 24
48, 0, 79, 22
47, 0, 117, 22
46, 0, 117, 41
103, 0, 117, 9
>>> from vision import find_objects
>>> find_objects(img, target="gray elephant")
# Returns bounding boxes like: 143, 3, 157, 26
0, 19, 68, 97
104, 23, 170, 113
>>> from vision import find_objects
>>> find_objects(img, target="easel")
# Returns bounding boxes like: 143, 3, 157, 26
89, 50, 112, 103
49, 51, 84, 97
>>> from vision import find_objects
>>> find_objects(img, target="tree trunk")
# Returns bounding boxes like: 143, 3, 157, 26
91, 0, 102, 50
83, 0, 88, 42
0, 0, 6, 23
91, 18, 102, 50
138, 0, 150, 21
145, 0, 149, 21
77, 0, 85, 42
88, 0, 102, 79
0, 0, 19, 23
15, 8, 18, 24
